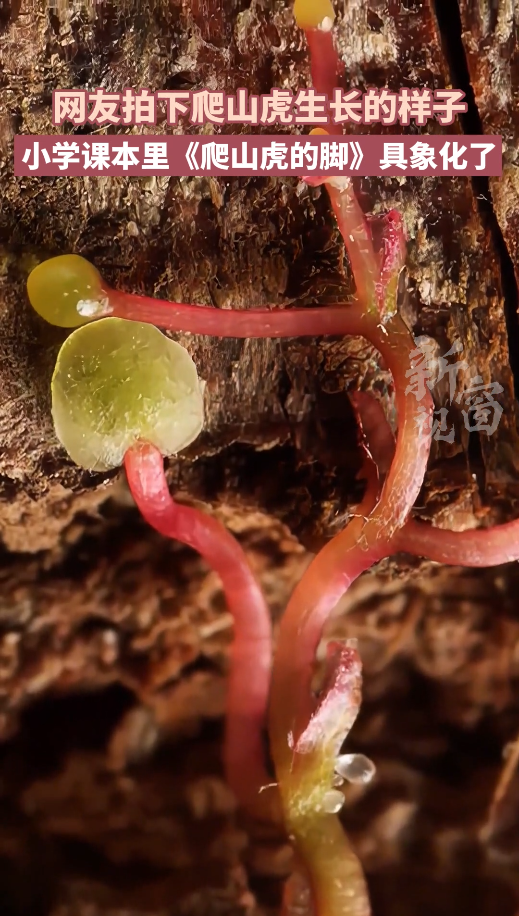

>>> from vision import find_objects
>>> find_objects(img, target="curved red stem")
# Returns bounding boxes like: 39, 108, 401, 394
107, 289, 432, 532
124, 441, 272, 815
396, 518, 519, 567
268, 17, 433, 916
353, 389, 519, 567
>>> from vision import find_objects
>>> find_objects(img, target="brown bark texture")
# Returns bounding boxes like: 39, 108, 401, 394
1, 1, 519, 914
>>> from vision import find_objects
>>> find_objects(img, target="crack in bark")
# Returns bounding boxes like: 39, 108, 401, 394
433, 0, 519, 401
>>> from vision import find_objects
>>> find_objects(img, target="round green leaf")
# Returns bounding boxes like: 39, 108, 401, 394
52, 317, 204, 470
27, 254, 107, 328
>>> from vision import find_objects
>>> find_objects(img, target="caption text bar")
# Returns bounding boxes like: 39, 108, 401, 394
14, 135, 502, 177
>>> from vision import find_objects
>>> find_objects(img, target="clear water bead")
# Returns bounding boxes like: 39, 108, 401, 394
335, 753, 376, 785
322, 789, 345, 814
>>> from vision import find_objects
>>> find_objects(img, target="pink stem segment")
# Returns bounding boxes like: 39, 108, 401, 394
269, 500, 390, 780
306, 28, 342, 107
282, 643, 371, 916
108, 286, 433, 538
268, 18, 433, 915
325, 180, 379, 312
353, 388, 519, 567
107, 290, 364, 338
124, 441, 272, 815
396, 518, 519, 567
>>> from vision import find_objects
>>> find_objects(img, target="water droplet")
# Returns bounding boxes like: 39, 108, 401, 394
335, 753, 376, 785
322, 789, 345, 814
76, 296, 111, 318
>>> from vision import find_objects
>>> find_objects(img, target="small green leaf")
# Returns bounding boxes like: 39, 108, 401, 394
27, 254, 107, 328
52, 317, 204, 470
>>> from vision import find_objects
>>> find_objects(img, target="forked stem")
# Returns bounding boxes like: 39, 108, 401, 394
109, 285, 431, 534
269, 11, 433, 916
354, 390, 519, 568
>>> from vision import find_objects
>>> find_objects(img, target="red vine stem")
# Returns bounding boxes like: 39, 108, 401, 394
107, 288, 432, 535
107, 291, 360, 336
269, 10, 432, 763
282, 642, 371, 916
267, 14, 434, 914
354, 390, 519, 567
124, 441, 272, 815
306, 27, 341, 102
397, 517, 519, 567
324, 179, 379, 313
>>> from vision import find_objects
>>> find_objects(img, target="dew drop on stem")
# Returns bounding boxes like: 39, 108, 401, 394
322, 789, 345, 814
335, 753, 376, 785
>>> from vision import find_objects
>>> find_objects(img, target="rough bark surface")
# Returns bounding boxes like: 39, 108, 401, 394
459, 0, 519, 270
0, 1, 519, 915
